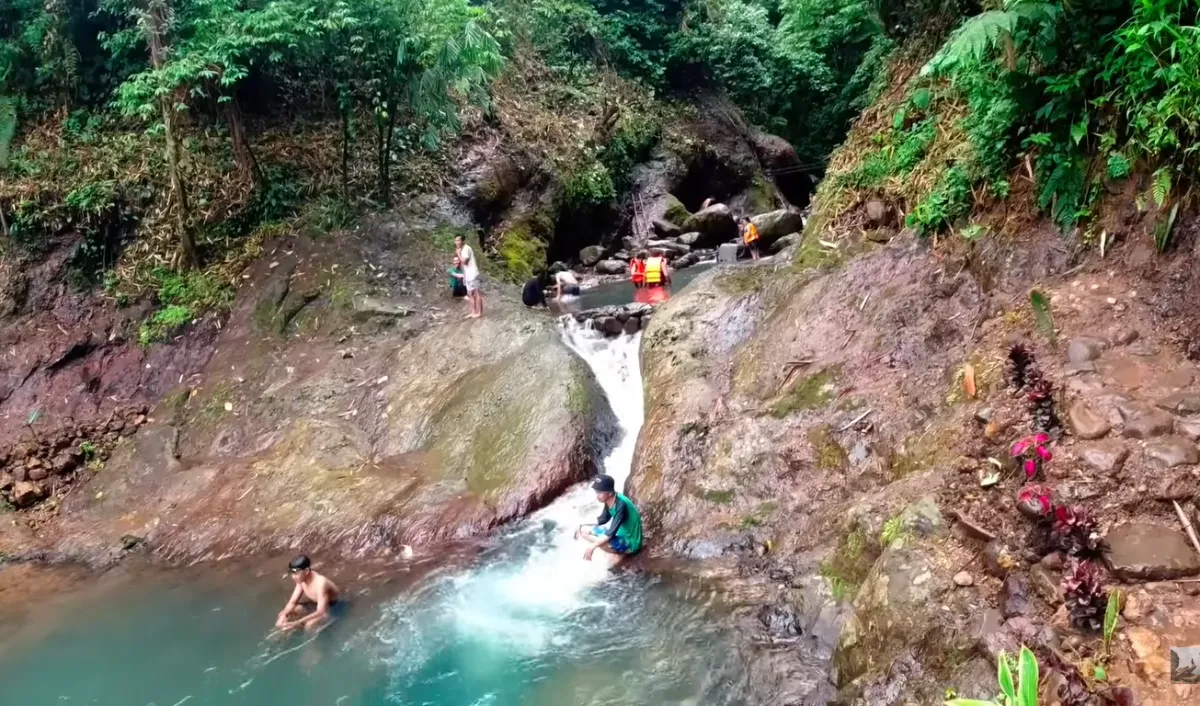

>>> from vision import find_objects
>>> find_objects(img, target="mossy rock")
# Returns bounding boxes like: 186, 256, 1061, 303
766, 365, 842, 417
493, 212, 553, 282
662, 194, 691, 226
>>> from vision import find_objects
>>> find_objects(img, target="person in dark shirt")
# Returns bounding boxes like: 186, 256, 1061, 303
575, 474, 643, 564
522, 272, 547, 308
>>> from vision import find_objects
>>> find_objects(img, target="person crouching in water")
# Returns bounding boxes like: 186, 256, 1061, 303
629, 251, 647, 289
448, 256, 468, 298
741, 216, 761, 261
575, 474, 642, 565
275, 555, 341, 632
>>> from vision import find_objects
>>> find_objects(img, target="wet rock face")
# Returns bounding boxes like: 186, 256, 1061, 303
1107, 523, 1200, 580
749, 209, 805, 248
47, 294, 614, 563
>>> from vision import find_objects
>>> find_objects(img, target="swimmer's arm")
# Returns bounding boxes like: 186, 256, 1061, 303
276, 584, 302, 627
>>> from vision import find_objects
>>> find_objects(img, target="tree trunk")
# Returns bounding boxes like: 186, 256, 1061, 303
225, 97, 262, 186
146, 0, 198, 270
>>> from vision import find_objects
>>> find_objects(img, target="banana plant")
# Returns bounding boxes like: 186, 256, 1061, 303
946, 646, 1039, 706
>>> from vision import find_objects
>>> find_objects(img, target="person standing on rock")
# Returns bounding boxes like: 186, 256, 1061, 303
454, 234, 483, 319
741, 217, 760, 261
576, 474, 642, 565
275, 555, 342, 632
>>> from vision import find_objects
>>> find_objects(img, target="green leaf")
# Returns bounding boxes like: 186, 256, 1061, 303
1017, 646, 1039, 706
27, 409, 40, 425
1094, 664, 1108, 681
1104, 589, 1121, 644
945, 701, 1001, 706
1071, 119, 1088, 145
997, 652, 1017, 702
1151, 168, 1172, 207
1030, 289, 1056, 343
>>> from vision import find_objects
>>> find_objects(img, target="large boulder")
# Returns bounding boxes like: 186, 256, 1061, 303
652, 220, 683, 239
51, 284, 616, 563
750, 209, 806, 249
770, 233, 801, 254
681, 204, 738, 248
579, 245, 605, 267
646, 239, 691, 256
596, 259, 628, 275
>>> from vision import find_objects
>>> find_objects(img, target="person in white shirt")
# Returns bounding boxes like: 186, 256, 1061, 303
454, 235, 484, 318
554, 269, 581, 300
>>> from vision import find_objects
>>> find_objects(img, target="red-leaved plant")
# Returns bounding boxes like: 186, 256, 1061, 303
1012, 433, 1052, 480
1050, 505, 1105, 557
1015, 484, 1053, 519
1062, 559, 1108, 632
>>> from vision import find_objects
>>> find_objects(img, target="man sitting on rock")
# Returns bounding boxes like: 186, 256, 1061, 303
576, 474, 643, 565
275, 555, 341, 632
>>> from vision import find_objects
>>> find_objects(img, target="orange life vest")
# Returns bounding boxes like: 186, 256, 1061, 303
630, 259, 646, 284
644, 256, 665, 285
744, 223, 760, 245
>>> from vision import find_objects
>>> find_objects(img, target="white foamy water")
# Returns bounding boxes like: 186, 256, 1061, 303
371, 322, 648, 672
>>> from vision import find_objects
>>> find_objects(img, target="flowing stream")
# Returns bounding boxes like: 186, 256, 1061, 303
0, 322, 750, 705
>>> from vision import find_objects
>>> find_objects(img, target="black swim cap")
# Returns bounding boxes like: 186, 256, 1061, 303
591, 475, 616, 493
288, 555, 311, 572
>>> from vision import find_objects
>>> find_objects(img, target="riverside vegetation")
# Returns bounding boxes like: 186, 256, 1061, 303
5, 0, 1200, 704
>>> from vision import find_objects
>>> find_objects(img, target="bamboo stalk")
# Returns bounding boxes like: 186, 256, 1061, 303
1173, 500, 1200, 559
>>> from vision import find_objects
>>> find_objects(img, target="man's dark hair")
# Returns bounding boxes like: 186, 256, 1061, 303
591, 474, 616, 493
289, 555, 312, 572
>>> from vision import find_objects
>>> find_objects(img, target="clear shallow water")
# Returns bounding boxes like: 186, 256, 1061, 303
574, 262, 715, 310
0, 324, 750, 706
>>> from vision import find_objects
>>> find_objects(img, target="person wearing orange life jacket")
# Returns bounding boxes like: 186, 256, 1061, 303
741, 216, 761, 261
642, 249, 671, 287
629, 251, 647, 288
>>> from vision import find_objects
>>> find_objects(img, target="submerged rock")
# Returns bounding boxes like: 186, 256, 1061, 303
1107, 523, 1200, 580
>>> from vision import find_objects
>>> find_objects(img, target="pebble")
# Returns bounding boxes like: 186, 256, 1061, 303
953, 571, 974, 587
912, 571, 932, 586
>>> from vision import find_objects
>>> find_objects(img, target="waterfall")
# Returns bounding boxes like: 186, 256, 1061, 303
372, 322, 648, 677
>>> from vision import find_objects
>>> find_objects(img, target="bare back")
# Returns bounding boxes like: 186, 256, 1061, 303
300, 571, 340, 604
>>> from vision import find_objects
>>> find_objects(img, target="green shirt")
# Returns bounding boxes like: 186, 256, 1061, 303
599, 493, 642, 552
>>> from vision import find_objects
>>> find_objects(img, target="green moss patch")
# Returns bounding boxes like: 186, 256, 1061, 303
766, 365, 841, 418
807, 424, 849, 470
819, 526, 874, 601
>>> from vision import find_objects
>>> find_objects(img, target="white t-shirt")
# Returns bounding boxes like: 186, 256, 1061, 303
555, 270, 578, 286
459, 244, 479, 280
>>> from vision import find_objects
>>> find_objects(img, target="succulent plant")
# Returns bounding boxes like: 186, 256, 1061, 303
1050, 505, 1105, 557
1027, 373, 1062, 434
1062, 559, 1108, 632
1008, 343, 1037, 390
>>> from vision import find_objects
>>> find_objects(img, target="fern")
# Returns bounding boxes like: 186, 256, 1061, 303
923, 11, 1020, 76
1151, 167, 1171, 207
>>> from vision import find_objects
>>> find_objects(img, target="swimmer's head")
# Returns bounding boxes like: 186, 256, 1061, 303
288, 555, 312, 581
